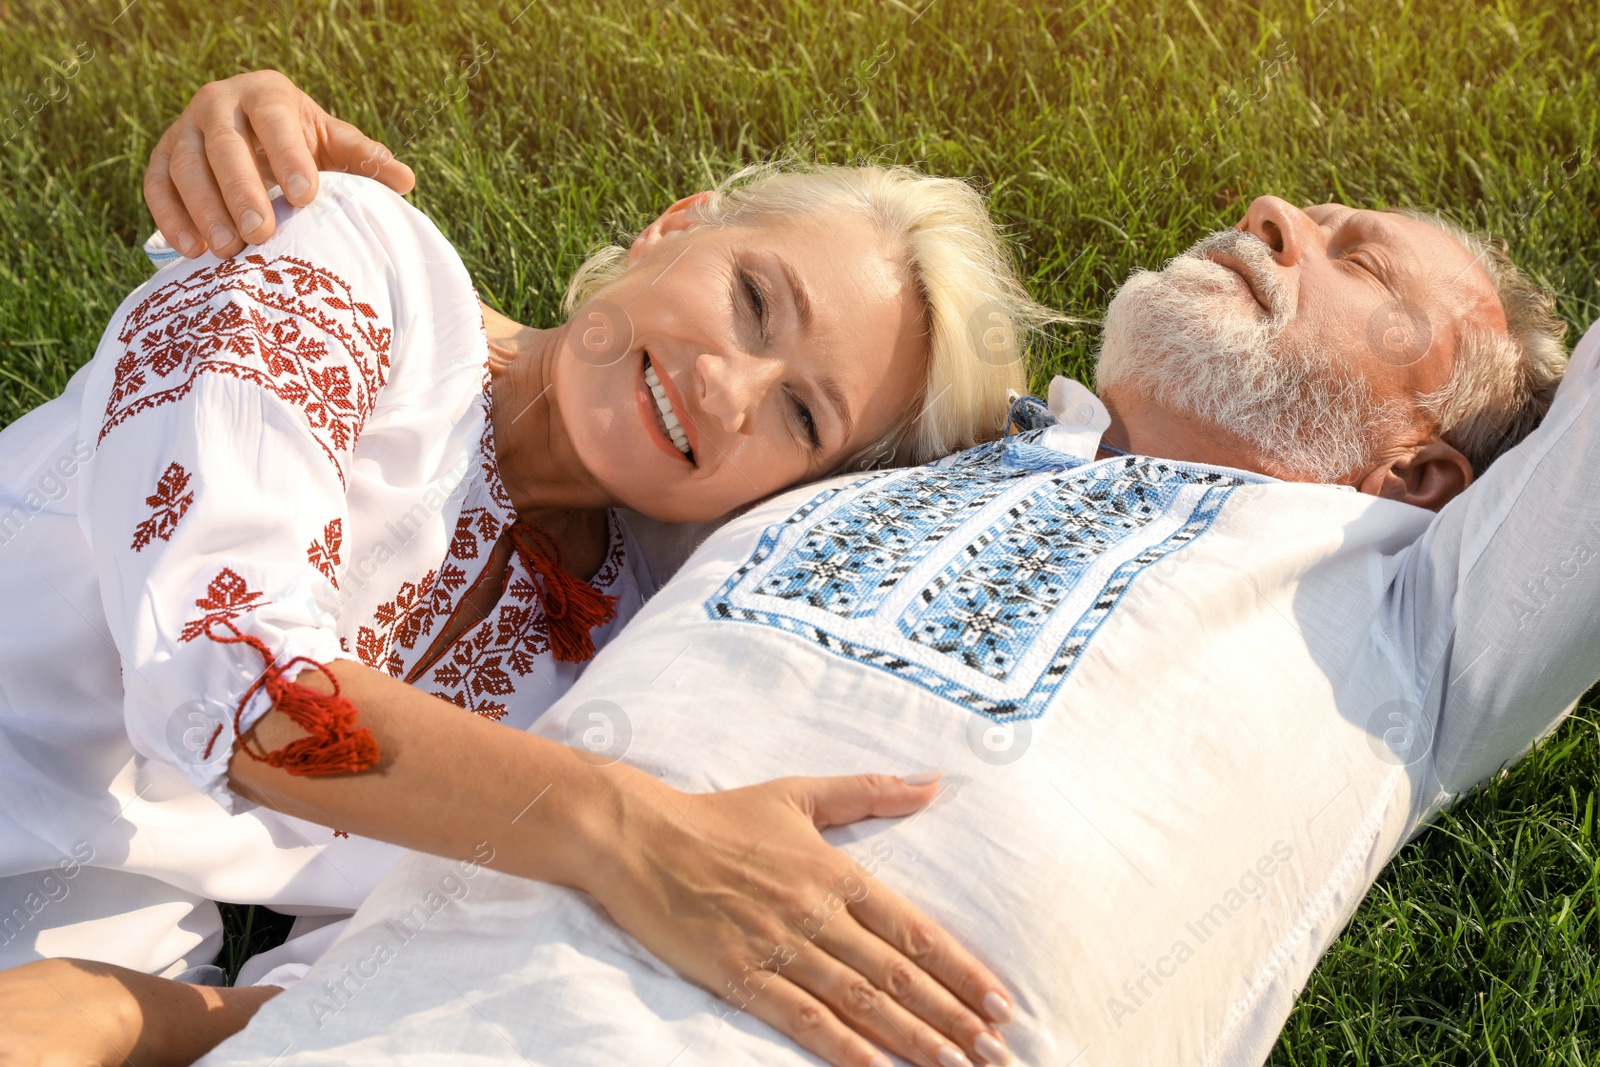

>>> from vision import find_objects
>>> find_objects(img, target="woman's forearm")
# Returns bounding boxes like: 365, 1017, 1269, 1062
226, 659, 632, 894
224, 660, 1017, 1067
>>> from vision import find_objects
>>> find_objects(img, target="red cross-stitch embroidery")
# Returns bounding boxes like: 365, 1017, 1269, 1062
307, 519, 343, 587
342, 363, 627, 717
347, 378, 511, 684
351, 505, 502, 680
427, 621, 524, 722
130, 462, 195, 551
180, 568, 270, 643
448, 505, 502, 561
102, 255, 392, 485
474, 364, 516, 516
355, 571, 440, 678
417, 519, 626, 720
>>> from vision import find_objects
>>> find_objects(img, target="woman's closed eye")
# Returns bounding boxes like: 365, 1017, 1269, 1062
738, 268, 769, 342
733, 263, 819, 452
787, 388, 822, 452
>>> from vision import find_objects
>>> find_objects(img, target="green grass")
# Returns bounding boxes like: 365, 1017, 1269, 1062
4, 0, 1599, 1058
215, 902, 295, 986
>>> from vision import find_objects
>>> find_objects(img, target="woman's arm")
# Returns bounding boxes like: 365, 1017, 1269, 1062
0, 670, 1010, 1067
126, 95, 1014, 1065
230, 660, 1013, 1067
144, 70, 414, 259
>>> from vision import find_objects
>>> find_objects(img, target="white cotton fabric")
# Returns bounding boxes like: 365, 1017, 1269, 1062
0, 173, 643, 977
202, 315, 1600, 1066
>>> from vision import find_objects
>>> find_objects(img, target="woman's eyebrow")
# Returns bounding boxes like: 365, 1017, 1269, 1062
776, 258, 814, 334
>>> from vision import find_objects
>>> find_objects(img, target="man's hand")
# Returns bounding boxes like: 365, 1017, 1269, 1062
143, 69, 415, 260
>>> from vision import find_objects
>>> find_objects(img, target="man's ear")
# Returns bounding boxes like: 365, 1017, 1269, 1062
628, 190, 716, 265
1355, 438, 1475, 511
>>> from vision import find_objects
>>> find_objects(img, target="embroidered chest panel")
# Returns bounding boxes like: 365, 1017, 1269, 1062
705, 441, 1244, 720
337, 416, 628, 721
104, 254, 392, 486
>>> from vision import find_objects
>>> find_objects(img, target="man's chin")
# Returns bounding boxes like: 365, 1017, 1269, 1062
1096, 272, 1277, 390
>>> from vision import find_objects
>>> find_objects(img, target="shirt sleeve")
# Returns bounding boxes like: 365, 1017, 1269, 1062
1394, 318, 1600, 806
77, 179, 400, 809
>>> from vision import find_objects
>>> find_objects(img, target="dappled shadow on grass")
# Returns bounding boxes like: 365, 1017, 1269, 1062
1270, 684, 1600, 1066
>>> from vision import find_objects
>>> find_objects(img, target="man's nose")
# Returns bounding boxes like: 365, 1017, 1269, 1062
1235, 195, 1316, 266
694, 350, 770, 435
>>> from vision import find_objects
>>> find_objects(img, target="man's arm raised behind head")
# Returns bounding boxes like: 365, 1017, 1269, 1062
1394, 317, 1600, 808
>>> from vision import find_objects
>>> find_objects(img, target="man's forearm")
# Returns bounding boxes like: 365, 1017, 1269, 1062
0, 958, 282, 1067
134, 970, 284, 1066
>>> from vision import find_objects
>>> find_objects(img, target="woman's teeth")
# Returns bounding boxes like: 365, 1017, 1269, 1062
644, 358, 693, 458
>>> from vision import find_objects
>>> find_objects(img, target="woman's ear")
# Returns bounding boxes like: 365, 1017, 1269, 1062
1355, 438, 1475, 512
628, 190, 716, 265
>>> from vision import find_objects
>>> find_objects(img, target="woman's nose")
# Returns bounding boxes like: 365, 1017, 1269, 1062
694, 351, 767, 435
1235, 195, 1315, 266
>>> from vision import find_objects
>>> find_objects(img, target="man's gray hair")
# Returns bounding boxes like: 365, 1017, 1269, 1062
1398, 211, 1568, 476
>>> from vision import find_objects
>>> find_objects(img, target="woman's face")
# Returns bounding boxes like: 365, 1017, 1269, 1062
552, 207, 927, 522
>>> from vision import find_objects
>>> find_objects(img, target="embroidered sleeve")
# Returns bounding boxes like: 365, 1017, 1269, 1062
77, 181, 401, 809
101, 253, 391, 484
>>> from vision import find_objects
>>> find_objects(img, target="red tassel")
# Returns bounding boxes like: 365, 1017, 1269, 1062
203, 619, 380, 776
507, 522, 619, 663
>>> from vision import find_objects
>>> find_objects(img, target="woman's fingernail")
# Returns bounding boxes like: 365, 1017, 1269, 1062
975, 1032, 1012, 1065
901, 770, 947, 786
176, 231, 197, 256
868, 1055, 894, 1067
938, 1047, 973, 1067
983, 991, 1013, 1024
240, 209, 264, 235
285, 173, 311, 200
209, 224, 235, 251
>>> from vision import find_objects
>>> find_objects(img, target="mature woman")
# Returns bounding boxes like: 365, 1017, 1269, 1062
0, 72, 1055, 1067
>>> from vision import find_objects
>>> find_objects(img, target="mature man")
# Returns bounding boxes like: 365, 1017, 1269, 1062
156, 136, 1594, 1067
45, 77, 1594, 1065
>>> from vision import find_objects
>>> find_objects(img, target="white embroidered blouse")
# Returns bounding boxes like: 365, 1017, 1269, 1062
0, 173, 644, 912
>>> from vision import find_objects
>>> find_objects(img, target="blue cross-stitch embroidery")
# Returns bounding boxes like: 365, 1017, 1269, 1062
705, 432, 1251, 719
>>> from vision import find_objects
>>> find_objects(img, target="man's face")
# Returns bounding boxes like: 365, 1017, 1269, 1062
1095, 196, 1506, 482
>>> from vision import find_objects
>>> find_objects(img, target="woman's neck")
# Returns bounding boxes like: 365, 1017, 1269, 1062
480, 302, 613, 527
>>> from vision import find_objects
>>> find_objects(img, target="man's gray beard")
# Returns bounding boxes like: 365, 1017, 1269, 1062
1093, 230, 1401, 482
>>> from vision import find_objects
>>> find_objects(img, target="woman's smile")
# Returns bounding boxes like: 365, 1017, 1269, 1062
639, 352, 697, 463
552, 209, 928, 524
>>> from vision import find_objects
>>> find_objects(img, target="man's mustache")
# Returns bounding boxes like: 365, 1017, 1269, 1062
1175, 230, 1292, 319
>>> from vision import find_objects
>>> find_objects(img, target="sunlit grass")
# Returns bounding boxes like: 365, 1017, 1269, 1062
3, 0, 1598, 1057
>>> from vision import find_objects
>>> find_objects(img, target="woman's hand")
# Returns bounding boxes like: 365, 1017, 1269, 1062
143, 69, 414, 260
595, 771, 1014, 1067
232, 665, 1014, 1067
0, 957, 281, 1067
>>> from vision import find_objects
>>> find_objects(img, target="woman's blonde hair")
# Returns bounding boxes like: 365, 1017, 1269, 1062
563, 162, 1064, 469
